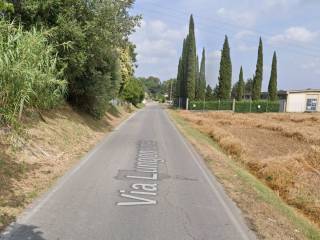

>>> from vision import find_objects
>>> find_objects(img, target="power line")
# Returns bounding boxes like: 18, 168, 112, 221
134, 2, 320, 57
139, 1, 320, 52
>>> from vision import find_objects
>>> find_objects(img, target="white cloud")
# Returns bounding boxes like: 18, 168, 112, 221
131, 19, 187, 66
208, 50, 221, 60
216, 7, 257, 28
265, 0, 300, 8
301, 57, 320, 75
234, 30, 258, 52
237, 43, 256, 52
269, 27, 318, 44
235, 30, 256, 40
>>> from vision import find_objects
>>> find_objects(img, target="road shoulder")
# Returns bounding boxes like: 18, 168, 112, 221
0, 104, 137, 233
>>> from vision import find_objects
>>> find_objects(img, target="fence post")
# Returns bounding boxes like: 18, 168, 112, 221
232, 98, 236, 112
186, 98, 189, 110
203, 96, 206, 112
218, 99, 221, 111
249, 99, 252, 113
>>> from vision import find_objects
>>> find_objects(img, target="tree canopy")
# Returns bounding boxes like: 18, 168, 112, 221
3, 0, 141, 119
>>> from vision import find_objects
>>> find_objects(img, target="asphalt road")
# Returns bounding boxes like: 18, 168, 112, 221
1, 103, 256, 240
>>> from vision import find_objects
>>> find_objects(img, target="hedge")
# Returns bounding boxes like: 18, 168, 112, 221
189, 100, 280, 113
189, 100, 233, 111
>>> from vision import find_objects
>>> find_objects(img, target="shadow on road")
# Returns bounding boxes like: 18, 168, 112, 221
1, 224, 46, 240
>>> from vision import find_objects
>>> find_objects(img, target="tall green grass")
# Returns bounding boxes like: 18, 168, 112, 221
0, 20, 66, 126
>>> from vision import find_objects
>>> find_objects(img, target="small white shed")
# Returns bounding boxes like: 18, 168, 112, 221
286, 89, 320, 112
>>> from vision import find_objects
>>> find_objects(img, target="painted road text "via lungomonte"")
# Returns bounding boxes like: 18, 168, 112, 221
117, 140, 164, 206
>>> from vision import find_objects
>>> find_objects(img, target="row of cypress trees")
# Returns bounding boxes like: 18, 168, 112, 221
176, 15, 207, 102
236, 38, 278, 101
176, 15, 278, 103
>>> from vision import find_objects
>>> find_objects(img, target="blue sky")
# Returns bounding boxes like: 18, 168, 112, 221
130, 0, 320, 91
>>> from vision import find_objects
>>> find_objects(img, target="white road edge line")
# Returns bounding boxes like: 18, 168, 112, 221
164, 110, 254, 240
0, 109, 140, 239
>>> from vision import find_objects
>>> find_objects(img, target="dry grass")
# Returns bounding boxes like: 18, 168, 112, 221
0, 104, 133, 231
176, 111, 320, 227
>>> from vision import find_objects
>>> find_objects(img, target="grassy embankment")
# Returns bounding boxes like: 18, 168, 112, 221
0, 103, 135, 231
168, 110, 320, 240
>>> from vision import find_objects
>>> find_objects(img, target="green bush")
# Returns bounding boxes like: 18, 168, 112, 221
0, 21, 66, 125
121, 78, 145, 106
7, 1, 140, 119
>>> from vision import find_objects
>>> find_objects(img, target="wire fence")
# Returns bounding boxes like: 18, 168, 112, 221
188, 100, 281, 113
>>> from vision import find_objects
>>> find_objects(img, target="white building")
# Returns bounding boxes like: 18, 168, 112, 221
286, 89, 320, 112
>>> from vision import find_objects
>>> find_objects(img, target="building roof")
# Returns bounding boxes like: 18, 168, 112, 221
287, 89, 320, 94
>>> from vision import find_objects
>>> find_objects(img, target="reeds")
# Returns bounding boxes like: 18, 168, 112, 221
0, 20, 66, 127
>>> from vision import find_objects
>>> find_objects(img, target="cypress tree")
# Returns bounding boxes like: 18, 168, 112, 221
231, 82, 238, 99
176, 57, 182, 98
195, 55, 200, 99
198, 48, 206, 100
185, 15, 197, 100
218, 35, 232, 99
268, 51, 278, 101
180, 37, 188, 98
205, 84, 213, 101
236, 66, 244, 101
213, 84, 219, 100
252, 37, 263, 100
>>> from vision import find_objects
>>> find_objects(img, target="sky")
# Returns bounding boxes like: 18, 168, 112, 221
130, 0, 320, 91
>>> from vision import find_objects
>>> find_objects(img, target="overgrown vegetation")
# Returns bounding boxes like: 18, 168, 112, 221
0, 0, 143, 125
0, 21, 66, 126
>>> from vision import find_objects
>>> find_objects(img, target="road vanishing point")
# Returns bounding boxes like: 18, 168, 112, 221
1, 103, 256, 240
